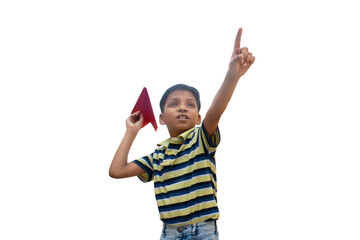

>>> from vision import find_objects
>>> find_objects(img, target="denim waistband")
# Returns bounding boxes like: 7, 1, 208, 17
161, 220, 218, 239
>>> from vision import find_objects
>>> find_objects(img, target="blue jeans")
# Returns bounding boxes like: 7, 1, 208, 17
160, 220, 219, 240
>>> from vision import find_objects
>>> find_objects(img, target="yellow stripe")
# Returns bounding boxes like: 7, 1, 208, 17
159, 201, 218, 219
157, 188, 215, 207
154, 152, 164, 160
162, 130, 200, 156
154, 175, 217, 195
154, 160, 216, 182
138, 172, 149, 182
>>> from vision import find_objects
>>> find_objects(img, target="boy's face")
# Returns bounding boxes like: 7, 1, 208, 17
160, 90, 201, 137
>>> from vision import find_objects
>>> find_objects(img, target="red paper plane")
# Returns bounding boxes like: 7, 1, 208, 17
131, 87, 158, 131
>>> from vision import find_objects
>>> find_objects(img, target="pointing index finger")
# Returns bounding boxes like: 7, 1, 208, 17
233, 27, 243, 49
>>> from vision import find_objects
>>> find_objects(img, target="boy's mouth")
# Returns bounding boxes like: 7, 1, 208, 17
176, 115, 189, 119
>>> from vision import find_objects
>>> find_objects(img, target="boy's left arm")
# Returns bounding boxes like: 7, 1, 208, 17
204, 27, 255, 137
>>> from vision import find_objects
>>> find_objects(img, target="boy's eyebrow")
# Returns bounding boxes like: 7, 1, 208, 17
168, 97, 196, 101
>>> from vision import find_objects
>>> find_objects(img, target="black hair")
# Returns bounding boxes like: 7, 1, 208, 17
160, 84, 201, 113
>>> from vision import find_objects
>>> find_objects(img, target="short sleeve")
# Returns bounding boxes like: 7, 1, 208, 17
200, 121, 221, 154
132, 153, 154, 182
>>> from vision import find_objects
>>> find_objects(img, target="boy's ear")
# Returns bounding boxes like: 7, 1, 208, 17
197, 114, 201, 125
159, 113, 166, 125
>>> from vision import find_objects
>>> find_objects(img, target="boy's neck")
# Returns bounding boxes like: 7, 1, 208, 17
167, 125, 196, 138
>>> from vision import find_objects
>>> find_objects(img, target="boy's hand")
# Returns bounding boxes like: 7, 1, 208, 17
228, 28, 255, 78
126, 111, 144, 132
109, 111, 146, 179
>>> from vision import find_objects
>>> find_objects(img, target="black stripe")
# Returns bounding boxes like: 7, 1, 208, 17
201, 122, 221, 148
155, 181, 215, 200
133, 160, 153, 181
168, 142, 182, 151
161, 206, 219, 225
158, 194, 216, 212
160, 134, 201, 160
154, 153, 212, 176
154, 167, 216, 188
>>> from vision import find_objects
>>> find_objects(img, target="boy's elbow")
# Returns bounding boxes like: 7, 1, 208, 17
109, 162, 141, 179
108, 170, 117, 178
109, 172, 116, 179
109, 169, 123, 179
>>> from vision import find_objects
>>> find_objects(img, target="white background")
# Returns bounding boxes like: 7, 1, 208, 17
1, 0, 359, 239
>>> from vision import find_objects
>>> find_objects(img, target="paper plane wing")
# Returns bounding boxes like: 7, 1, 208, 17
131, 87, 158, 131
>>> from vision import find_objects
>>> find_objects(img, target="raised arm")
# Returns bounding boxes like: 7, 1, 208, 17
109, 111, 146, 178
204, 28, 255, 137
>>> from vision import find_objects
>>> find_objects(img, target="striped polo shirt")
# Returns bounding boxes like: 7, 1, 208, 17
133, 121, 220, 226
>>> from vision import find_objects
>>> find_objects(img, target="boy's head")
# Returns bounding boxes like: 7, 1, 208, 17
159, 84, 201, 137
160, 84, 201, 113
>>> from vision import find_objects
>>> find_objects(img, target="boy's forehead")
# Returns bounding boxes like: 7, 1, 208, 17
166, 90, 196, 101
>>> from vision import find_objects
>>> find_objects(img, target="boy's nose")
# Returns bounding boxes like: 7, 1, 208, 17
178, 103, 187, 112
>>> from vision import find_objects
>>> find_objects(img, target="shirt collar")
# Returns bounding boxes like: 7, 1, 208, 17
157, 127, 196, 148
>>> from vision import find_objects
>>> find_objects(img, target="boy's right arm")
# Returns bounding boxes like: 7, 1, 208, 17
109, 111, 146, 179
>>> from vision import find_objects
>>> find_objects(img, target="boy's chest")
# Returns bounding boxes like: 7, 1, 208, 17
154, 143, 203, 168
152, 146, 213, 183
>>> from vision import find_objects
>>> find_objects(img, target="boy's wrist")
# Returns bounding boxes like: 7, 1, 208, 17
125, 127, 139, 138
226, 69, 241, 81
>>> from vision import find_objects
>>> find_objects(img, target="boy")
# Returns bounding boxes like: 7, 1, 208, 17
109, 27, 255, 239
